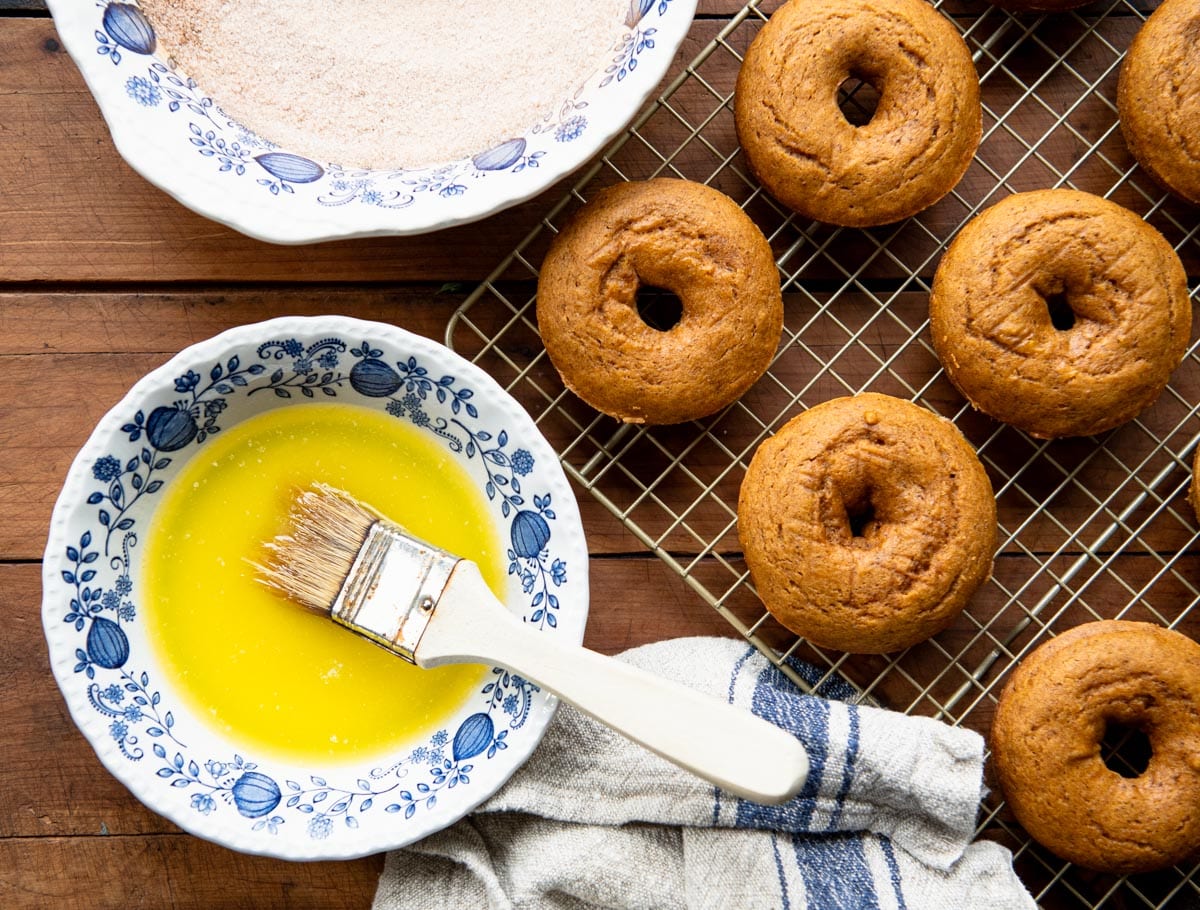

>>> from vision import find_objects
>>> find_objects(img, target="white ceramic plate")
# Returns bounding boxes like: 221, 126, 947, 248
44, 0, 697, 243
42, 316, 589, 859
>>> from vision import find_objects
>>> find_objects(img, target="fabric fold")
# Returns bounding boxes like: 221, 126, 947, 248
373, 637, 1034, 910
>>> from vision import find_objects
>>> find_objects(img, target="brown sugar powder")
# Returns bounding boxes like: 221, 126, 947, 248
140, 0, 630, 169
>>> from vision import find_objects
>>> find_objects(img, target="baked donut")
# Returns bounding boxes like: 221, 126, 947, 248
536, 178, 783, 425
733, 0, 981, 227
930, 189, 1190, 439
737, 393, 995, 653
1118, 0, 1200, 205
991, 621, 1200, 874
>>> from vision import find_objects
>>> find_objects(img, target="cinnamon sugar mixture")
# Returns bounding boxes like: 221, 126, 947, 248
140, 0, 629, 169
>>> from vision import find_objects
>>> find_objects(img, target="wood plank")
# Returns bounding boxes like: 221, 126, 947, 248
8, 288, 1199, 561
0, 1, 1162, 15
0, 288, 646, 559
0, 19, 709, 283
7, 13, 1181, 284
0, 835, 383, 910
9, 557, 734, 838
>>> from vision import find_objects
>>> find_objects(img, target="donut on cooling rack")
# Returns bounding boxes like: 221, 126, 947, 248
929, 189, 1191, 439
732, 0, 981, 227
535, 178, 783, 425
737, 393, 996, 653
1117, 0, 1200, 206
990, 620, 1200, 874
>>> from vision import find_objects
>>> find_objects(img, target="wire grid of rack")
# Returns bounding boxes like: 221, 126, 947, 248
446, 1, 1200, 906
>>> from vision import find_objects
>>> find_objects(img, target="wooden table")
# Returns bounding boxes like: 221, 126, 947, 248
4, 1, 1198, 908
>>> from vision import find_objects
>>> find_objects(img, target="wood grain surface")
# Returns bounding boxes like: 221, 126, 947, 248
4, 1, 1197, 908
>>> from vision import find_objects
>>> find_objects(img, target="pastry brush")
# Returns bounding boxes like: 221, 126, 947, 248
255, 483, 809, 805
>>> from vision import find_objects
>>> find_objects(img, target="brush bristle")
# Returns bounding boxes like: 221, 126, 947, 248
254, 483, 381, 615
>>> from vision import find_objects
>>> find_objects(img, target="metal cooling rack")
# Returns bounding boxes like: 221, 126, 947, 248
445, 1, 1200, 906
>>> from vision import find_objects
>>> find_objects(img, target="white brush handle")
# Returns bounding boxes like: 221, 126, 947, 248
415, 561, 809, 805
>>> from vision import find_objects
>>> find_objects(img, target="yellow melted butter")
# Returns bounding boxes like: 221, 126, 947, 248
141, 402, 502, 764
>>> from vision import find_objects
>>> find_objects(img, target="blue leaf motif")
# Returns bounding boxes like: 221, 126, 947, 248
510, 510, 551, 559
452, 713, 494, 762
472, 137, 526, 171
102, 3, 156, 55
86, 616, 129, 669
254, 152, 324, 184
231, 771, 282, 818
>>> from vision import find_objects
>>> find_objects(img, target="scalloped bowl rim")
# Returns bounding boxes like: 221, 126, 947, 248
42, 315, 590, 859
43, 0, 698, 243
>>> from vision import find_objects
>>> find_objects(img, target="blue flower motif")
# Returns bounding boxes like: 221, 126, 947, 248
119, 602, 136, 622
317, 351, 340, 369
502, 694, 518, 715
125, 75, 161, 107
102, 683, 124, 703
521, 572, 536, 594
430, 730, 449, 748
110, 720, 128, 741
92, 456, 122, 483
308, 815, 333, 840
101, 590, 121, 611
408, 403, 432, 427
511, 448, 535, 476
175, 370, 201, 393
294, 357, 313, 374
551, 559, 567, 586
282, 339, 304, 357
191, 793, 216, 815
438, 184, 466, 198
122, 705, 143, 722
409, 745, 429, 764
115, 574, 132, 595
386, 399, 404, 418
555, 116, 587, 143
203, 398, 227, 418
360, 190, 383, 205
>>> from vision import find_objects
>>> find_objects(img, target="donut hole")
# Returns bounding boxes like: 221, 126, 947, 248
838, 71, 881, 127
635, 285, 684, 332
838, 483, 881, 542
847, 498, 877, 538
1043, 291, 1077, 331
1101, 719, 1153, 779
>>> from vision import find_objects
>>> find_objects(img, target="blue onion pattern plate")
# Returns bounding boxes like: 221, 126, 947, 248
42, 316, 589, 859
44, 0, 697, 243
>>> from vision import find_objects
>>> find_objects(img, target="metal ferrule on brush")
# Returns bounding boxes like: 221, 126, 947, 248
331, 521, 461, 662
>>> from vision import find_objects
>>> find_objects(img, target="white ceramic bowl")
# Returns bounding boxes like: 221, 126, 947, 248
42, 316, 589, 859
45, 0, 697, 243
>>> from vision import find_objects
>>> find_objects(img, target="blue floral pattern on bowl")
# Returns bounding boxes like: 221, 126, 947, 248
46, 0, 697, 241
43, 316, 589, 859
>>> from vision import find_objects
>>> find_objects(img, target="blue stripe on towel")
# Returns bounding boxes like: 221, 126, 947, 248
771, 833, 792, 910
878, 836, 909, 910
737, 662, 829, 830
827, 704, 860, 831
792, 833, 881, 910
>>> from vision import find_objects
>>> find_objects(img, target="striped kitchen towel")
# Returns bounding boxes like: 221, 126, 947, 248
373, 637, 1034, 910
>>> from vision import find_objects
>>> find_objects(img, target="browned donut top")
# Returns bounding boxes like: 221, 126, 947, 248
930, 189, 1191, 439
536, 178, 783, 425
737, 393, 995, 653
990, 620, 1200, 874
1118, 0, 1200, 205
733, 0, 981, 227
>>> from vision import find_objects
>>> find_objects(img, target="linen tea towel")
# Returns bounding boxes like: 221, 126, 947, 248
373, 636, 1035, 910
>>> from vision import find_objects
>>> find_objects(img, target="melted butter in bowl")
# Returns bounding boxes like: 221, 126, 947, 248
141, 402, 503, 764
44, 315, 589, 858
